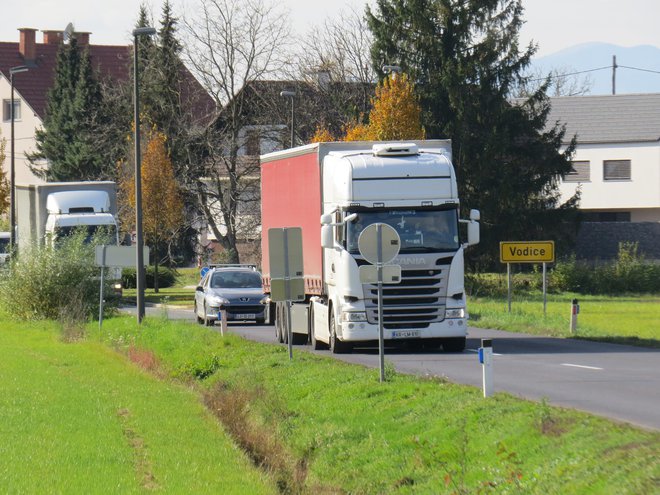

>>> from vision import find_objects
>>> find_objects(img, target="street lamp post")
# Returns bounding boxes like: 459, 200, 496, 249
9, 65, 29, 254
280, 90, 295, 148
133, 26, 157, 323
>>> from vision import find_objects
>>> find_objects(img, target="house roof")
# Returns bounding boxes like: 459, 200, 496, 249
0, 41, 130, 118
0, 33, 215, 125
548, 93, 660, 144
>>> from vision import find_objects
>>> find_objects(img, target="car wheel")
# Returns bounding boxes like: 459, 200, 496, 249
194, 303, 204, 325
329, 310, 351, 354
204, 304, 214, 327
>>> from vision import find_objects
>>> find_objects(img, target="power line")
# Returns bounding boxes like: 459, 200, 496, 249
528, 63, 660, 83
618, 64, 660, 75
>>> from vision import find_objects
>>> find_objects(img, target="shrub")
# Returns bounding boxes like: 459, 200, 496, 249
0, 231, 117, 320
122, 266, 177, 289
550, 242, 660, 294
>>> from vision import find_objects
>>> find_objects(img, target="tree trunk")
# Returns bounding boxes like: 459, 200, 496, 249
154, 245, 159, 294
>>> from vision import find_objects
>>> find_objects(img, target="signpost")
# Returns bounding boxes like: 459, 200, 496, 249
95, 245, 149, 330
268, 227, 304, 360
499, 241, 555, 315
358, 223, 401, 382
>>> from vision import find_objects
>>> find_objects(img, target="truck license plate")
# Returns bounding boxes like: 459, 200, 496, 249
235, 314, 255, 320
392, 330, 420, 339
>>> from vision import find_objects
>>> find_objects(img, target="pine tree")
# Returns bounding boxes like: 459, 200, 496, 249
367, 0, 579, 267
29, 36, 107, 181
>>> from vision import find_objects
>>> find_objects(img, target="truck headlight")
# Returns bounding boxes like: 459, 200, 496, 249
341, 311, 367, 322
445, 308, 465, 319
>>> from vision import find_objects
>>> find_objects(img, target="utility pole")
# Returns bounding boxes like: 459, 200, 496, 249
612, 55, 617, 95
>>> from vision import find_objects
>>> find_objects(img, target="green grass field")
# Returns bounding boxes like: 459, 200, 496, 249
0, 318, 273, 494
468, 293, 660, 347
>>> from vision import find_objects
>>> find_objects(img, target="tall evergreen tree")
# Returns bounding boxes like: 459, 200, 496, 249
29, 36, 107, 181
367, 0, 579, 267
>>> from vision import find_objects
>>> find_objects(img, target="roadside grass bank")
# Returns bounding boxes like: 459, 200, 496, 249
0, 317, 274, 494
98, 315, 660, 494
468, 294, 660, 347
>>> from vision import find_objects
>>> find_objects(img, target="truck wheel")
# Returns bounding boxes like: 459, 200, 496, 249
329, 311, 352, 354
443, 337, 466, 352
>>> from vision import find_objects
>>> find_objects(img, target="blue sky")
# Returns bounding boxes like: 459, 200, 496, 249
3, 0, 659, 57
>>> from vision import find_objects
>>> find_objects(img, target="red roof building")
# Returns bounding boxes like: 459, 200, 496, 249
0, 27, 214, 184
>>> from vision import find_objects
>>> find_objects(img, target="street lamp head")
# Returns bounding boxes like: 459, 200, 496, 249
133, 27, 157, 37
9, 65, 29, 76
280, 90, 295, 98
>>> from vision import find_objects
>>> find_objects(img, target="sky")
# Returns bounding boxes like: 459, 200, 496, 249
2, 0, 660, 58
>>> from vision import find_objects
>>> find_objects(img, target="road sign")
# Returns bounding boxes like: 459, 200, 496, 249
500, 241, 554, 263
268, 228, 304, 281
358, 223, 400, 265
95, 245, 150, 268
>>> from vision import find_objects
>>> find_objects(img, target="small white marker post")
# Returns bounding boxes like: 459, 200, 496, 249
219, 309, 227, 337
570, 299, 579, 334
479, 338, 494, 398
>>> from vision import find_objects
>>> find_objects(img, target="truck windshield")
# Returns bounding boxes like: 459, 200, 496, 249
54, 225, 118, 245
346, 207, 460, 254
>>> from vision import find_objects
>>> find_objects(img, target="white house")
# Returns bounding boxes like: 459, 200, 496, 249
549, 93, 660, 259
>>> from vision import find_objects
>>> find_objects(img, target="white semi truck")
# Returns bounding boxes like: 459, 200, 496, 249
261, 141, 480, 353
15, 181, 120, 252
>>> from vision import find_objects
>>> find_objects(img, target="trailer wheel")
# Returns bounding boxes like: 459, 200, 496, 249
329, 311, 352, 354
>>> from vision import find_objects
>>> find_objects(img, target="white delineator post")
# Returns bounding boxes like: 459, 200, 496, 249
570, 299, 579, 334
480, 338, 494, 397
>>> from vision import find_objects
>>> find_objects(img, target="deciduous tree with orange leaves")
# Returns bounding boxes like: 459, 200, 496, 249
344, 73, 425, 141
119, 127, 184, 292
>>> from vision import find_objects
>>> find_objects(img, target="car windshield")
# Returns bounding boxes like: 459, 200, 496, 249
54, 225, 117, 245
211, 271, 262, 289
346, 207, 460, 254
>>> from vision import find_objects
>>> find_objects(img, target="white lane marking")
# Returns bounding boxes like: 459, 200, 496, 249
467, 349, 503, 356
561, 363, 603, 371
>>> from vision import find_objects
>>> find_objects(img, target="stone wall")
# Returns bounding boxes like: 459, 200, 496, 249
575, 222, 660, 261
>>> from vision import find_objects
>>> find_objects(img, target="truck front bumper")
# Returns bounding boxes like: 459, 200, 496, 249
339, 318, 467, 342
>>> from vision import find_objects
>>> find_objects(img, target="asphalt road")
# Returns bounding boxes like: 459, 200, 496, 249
134, 305, 660, 430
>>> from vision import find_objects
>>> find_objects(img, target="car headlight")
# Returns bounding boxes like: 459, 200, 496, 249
207, 295, 230, 307
341, 311, 367, 322
445, 308, 465, 319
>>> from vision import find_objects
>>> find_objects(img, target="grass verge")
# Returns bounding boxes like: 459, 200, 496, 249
468, 293, 660, 347
97, 315, 660, 494
0, 317, 274, 494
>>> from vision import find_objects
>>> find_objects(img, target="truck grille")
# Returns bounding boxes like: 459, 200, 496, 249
358, 258, 449, 329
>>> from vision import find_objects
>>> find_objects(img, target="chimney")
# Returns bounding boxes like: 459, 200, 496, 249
75, 32, 90, 46
19, 28, 37, 62
42, 30, 63, 45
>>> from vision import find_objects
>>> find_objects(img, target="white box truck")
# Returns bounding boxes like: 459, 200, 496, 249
15, 181, 120, 252
261, 141, 480, 353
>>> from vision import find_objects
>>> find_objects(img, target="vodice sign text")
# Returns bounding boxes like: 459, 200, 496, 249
500, 241, 555, 263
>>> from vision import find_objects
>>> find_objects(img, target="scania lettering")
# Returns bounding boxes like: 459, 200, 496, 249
260, 141, 480, 353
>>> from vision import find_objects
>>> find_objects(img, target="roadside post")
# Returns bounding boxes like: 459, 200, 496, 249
219, 309, 228, 336
570, 298, 580, 334
499, 241, 555, 316
95, 245, 149, 331
268, 227, 304, 361
358, 223, 401, 383
478, 338, 494, 397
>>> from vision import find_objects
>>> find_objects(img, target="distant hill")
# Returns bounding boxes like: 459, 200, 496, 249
531, 43, 660, 95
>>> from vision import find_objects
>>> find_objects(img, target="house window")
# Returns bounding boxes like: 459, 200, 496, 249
564, 160, 590, 182
603, 160, 631, 181
2, 99, 21, 122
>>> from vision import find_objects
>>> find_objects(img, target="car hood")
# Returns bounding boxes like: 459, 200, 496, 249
207, 287, 265, 303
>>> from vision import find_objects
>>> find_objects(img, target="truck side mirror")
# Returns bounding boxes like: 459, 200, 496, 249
321, 225, 333, 249
467, 220, 480, 246
470, 209, 480, 222
320, 214, 333, 225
